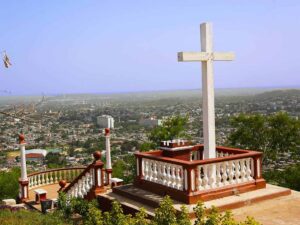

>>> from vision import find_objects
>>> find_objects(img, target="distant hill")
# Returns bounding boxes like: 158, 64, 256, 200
253, 89, 300, 100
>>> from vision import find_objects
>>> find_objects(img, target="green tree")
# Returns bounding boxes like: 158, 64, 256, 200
264, 163, 300, 191
0, 167, 20, 200
149, 115, 190, 146
226, 112, 300, 162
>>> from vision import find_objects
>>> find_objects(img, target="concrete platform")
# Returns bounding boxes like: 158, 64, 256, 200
232, 190, 300, 225
98, 183, 291, 219
25, 183, 62, 211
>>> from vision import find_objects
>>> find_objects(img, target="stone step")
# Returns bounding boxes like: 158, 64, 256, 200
97, 189, 156, 218
98, 183, 291, 218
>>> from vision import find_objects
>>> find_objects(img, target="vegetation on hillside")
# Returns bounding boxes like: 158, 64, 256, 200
263, 163, 300, 191
226, 112, 300, 163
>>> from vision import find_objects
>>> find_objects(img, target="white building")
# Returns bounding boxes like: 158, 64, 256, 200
97, 115, 114, 129
139, 117, 162, 128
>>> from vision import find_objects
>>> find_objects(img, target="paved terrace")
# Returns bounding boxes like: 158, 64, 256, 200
26, 183, 62, 211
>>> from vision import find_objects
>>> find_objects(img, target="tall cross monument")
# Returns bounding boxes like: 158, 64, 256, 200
178, 22, 235, 159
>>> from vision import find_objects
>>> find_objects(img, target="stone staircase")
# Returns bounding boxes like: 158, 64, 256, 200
97, 184, 291, 218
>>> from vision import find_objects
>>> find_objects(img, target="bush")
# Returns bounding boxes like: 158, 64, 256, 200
0, 196, 262, 225
0, 209, 71, 225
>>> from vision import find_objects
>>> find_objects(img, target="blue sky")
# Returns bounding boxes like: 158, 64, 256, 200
0, 0, 300, 95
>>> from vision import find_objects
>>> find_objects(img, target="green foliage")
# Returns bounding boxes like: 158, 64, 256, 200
0, 167, 20, 200
112, 154, 136, 184
193, 201, 261, 225
264, 163, 300, 191
226, 112, 300, 162
177, 205, 191, 225
149, 115, 190, 146
57, 192, 73, 219
46, 152, 66, 168
139, 142, 156, 152
36, 194, 262, 225
121, 140, 140, 152
239, 217, 262, 225
0, 209, 71, 225
152, 196, 177, 225
194, 201, 206, 225
134, 208, 149, 225
205, 206, 221, 225
84, 204, 103, 225
112, 159, 127, 178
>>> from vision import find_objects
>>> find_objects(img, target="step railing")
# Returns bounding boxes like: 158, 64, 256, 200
62, 152, 107, 199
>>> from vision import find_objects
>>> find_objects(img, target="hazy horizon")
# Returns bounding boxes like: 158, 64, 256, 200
1, 86, 299, 99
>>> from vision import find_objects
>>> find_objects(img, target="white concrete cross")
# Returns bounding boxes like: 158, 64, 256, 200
178, 22, 235, 159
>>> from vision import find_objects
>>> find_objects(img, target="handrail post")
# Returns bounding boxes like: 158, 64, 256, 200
186, 165, 197, 195
91, 152, 106, 197
134, 154, 144, 185
253, 154, 262, 179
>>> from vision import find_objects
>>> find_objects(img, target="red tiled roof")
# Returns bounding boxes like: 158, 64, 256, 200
26, 153, 44, 158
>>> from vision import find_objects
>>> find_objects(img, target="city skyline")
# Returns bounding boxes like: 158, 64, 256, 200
1, 1, 300, 95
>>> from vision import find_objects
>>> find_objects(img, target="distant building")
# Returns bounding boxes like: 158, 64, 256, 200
25, 149, 48, 162
26, 153, 44, 162
139, 117, 162, 128
97, 115, 114, 128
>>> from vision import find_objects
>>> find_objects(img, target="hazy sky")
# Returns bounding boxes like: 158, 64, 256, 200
0, 1, 300, 95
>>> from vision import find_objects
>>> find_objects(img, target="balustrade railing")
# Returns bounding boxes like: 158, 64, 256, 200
135, 145, 264, 203
142, 158, 184, 190
195, 157, 254, 191
28, 167, 85, 190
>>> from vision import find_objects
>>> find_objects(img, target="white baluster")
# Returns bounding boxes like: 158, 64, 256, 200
197, 166, 203, 190
37, 174, 41, 186
246, 158, 253, 181
176, 166, 182, 190
184, 169, 188, 191
240, 159, 246, 182
144, 160, 148, 180
216, 163, 222, 187
162, 163, 167, 186
46, 172, 50, 184
228, 161, 234, 184
167, 164, 172, 187
207, 164, 215, 189
221, 162, 228, 186
33, 175, 37, 187
41, 173, 45, 185
235, 160, 241, 183
171, 166, 176, 188
202, 165, 209, 190
153, 162, 157, 182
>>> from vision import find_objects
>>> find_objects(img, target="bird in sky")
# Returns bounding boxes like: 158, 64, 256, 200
2, 51, 12, 68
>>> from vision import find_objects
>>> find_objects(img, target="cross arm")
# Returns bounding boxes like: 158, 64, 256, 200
177, 52, 235, 62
